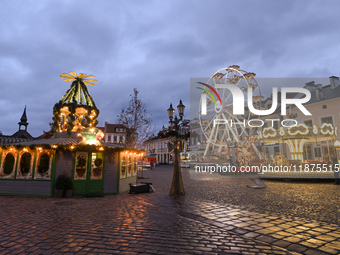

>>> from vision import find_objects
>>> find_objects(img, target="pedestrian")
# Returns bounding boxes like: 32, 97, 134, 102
332, 157, 340, 185
150, 160, 154, 170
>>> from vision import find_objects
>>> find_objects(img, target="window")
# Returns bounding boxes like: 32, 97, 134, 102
267, 104, 272, 109
127, 155, 132, 177
314, 147, 322, 157
323, 147, 336, 158
107, 135, 111, 142
321, 116, 333, 125
303, 145, 312, 160
304, 120, 313, 127
113, 135, 117, 142
35, 152, 52, 179
120, 154, 127, 179
91, 153, 103, 180
273, 121, 279, 129
74, 152, 88, 180
0, 149, 52, 180
322, 105, 327, 109
133, 155, 138, 176
17, 152, 33, 179
0, 152, 16, 178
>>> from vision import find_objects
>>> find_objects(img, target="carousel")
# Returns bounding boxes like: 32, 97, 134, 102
258, 122, 338, 178
0, 72, 142, 197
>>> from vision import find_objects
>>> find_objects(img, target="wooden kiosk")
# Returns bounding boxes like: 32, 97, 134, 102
0, 72, 142, 197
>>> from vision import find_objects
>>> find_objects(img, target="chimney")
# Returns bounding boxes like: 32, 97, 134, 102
304, 81, 315, 92
315, 84, 323, 100
330, 76, 340, 89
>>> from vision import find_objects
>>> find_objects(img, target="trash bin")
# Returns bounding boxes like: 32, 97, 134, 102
129, 182, 154, 194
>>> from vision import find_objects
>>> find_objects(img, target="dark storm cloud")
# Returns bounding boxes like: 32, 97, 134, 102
1, 0, 340, 137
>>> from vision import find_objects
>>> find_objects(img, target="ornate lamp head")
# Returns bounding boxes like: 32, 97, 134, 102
177, 99, 185, 117
167, 103, 175, 120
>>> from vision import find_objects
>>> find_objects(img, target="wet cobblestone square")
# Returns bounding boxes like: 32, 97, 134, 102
1, 165, 340, 254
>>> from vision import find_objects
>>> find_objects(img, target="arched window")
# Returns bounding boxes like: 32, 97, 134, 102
38, 153, 50, 174
4, 153, 15, 175
18, 152, 32, 178
0, 151, 16, 178
20, 152, 32, 175
34, 151, 52, 179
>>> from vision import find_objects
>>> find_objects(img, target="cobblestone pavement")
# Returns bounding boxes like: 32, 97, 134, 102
0, 165, 340, 254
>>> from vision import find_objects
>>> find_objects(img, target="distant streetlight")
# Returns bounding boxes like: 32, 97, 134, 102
167, 100, 186, 196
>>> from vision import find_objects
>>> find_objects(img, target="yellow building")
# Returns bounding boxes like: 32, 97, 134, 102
292, 76, 340, 161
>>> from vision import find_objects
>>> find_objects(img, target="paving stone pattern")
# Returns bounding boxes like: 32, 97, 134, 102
0, 165, 339, 254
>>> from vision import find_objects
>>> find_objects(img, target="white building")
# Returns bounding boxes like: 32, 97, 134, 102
98, 122, 128, 144
143, 120, 190, 164
143, 136, 173, 164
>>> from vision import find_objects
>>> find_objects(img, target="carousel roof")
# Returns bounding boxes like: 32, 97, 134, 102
258, 123, 337, 143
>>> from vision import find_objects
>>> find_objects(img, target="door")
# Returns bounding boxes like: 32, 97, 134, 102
73, 151, 104, 195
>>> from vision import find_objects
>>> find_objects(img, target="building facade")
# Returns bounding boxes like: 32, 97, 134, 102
143, 120, 190, 164
143, 136, 173, 164
294, 76, 340, 161
98, 122, 128, 144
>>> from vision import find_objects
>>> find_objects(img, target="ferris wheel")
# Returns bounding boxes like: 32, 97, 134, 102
198, 65, 264, 160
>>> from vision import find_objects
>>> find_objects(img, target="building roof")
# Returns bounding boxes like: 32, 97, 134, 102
0, 136, 32, 145
97, 123, 128, 133
6, 137, 83, 146
11, 129, 33, 139
100, 141, 125, 149
36, 130, 54, 139
302, 83, 340, 105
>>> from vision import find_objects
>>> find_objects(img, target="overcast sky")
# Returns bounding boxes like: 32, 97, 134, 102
1, 0, 339, 137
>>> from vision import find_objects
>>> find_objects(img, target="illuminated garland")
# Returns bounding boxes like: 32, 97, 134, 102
0, 144, 143, 154
51, 102, 100, 134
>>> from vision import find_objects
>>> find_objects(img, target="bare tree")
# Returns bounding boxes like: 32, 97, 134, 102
117, 88, 155, 148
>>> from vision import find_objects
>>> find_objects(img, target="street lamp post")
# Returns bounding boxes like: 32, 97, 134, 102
167, 100, 186, 196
